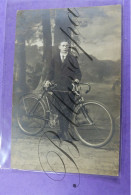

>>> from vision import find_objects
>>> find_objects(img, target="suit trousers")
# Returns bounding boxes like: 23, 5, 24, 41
51, 91, 75, 137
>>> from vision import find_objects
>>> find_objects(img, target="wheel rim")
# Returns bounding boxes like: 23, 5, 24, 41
73, 101, 113, 147
17, 95, 46, 135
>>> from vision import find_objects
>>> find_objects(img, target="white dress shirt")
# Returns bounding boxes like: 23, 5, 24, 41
60, 52, 68, 62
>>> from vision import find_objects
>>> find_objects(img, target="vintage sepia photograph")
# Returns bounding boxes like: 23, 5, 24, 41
11, 5, 121, 177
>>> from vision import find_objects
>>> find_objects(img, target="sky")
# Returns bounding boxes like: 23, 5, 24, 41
76, 5, 121, 61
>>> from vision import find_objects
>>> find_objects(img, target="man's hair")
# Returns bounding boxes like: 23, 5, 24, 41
59, 40, 70, 46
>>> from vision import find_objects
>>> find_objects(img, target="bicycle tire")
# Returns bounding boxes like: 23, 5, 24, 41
73, 101, 113, 147
17, 94, 46, 135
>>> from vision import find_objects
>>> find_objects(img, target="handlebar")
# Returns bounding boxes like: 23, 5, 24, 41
79, 82, 91, 93
72, 81, 91, 95
43, 82, 57, 90
44, 81, 91, 95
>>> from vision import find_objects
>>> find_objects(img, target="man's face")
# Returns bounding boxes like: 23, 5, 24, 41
59, 42, 69, 53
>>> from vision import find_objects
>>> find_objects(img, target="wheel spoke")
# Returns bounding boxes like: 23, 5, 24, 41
73, 101, 113, 147
17, 95, 46, 135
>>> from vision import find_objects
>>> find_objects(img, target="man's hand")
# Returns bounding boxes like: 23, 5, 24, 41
74, 79, 79, 84
44, 80, 51, 88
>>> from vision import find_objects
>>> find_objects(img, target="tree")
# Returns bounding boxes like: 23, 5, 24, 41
15, 10, 43, 91
54, 9, 72, 52
42, 9, 52, 80
15, 11, 27, 92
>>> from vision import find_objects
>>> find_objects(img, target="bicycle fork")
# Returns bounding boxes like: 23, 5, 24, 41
81, 106, 94, 126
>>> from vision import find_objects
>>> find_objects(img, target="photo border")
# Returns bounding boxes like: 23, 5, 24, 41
0, 0, 130, 194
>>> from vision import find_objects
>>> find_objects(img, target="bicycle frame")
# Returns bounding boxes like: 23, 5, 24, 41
26, 89, 59, 124
25, 83, 94, 127
23, 89, 49, 122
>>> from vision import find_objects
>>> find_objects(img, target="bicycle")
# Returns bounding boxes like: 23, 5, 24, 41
17, 82, 113, 147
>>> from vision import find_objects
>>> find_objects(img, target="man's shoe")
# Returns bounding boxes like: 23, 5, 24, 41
62, 133, 73, 142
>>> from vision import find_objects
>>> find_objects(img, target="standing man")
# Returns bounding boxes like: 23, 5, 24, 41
45, 40, 82, 141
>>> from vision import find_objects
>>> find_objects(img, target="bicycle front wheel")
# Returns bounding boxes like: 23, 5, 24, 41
74, 101, 113, 147
17, 94, 46, 135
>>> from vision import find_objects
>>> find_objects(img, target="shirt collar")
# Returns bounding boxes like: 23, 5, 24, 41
60, 52, 68, 57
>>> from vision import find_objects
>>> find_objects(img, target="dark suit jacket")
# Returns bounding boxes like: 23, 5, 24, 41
47, 53, 82, 90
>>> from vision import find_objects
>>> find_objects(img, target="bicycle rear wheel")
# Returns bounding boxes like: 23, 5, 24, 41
17, 94, 46, 135
74, 101, 113, 147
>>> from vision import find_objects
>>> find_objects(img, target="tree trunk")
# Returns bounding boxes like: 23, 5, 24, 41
16, 11, 28, 93
53, 9, 73, 56
42, 10, 52, 81
54, 9, 72, 45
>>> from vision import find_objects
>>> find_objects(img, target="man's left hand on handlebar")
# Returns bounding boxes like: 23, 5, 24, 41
74, 79, 79, 84
44, 80, 51, 88
72, 79, 80, 96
